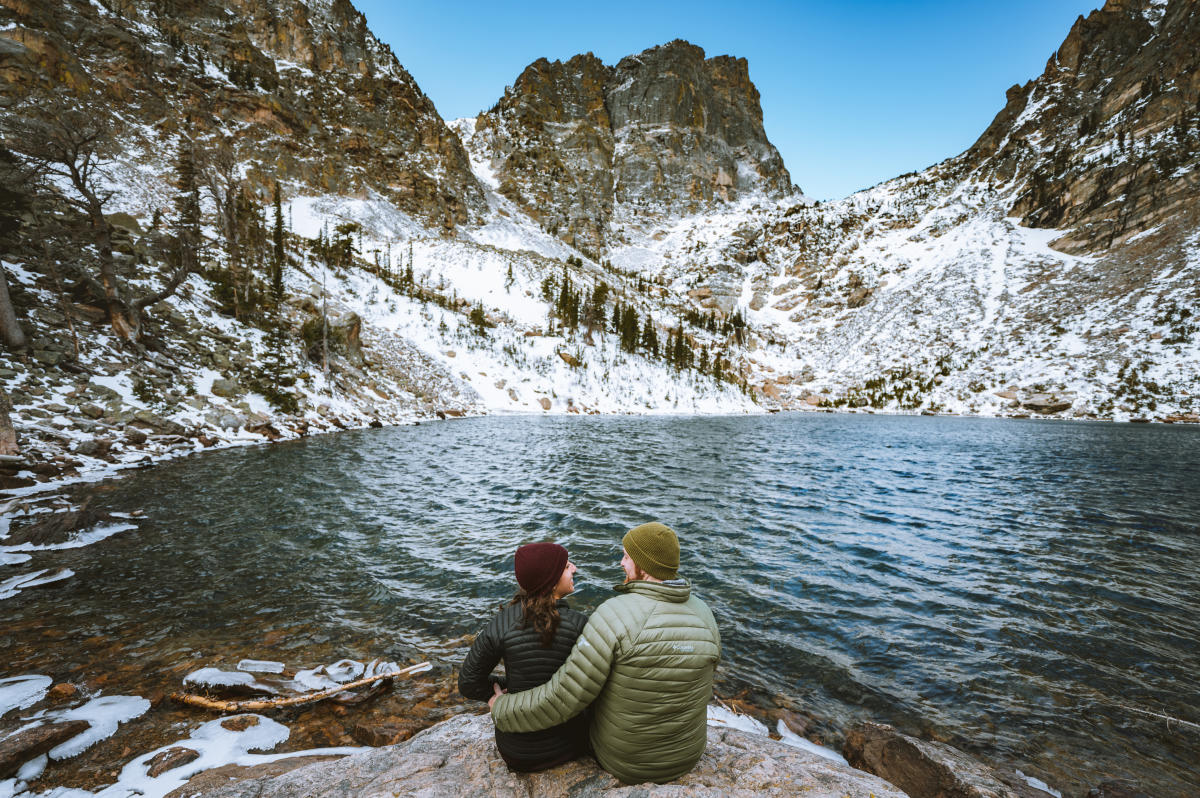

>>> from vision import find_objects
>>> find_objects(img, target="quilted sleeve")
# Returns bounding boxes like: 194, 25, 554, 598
491, 600, 624, 732
457, 614, 504, 702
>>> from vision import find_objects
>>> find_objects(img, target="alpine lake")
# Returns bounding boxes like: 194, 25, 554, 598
3, 413, 1199, 796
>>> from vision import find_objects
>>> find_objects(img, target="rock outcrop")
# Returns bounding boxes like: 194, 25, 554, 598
465, 40, 795, 255
843, 722, 1058, 798
966, 0, 1200, 254
180, 712, 907, 797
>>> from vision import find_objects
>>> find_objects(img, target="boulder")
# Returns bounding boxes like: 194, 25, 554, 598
846, 286, 872, 308
221, 716, 260, 733
1020, 394, 1072, 414
538, 397, 551, 411
47, 683, 78, 701
351, 719, 421, 747
245, 421, 282, 441
165, 756, 346, 798
0, 720, 90, 778
178, 712, 906, 798
1085, 780, 1152, 798
132, 410, 187, 436
331, 312, 363, 365
73, 437, 113, 459
146, 746, 201, 777
843, 722, 1020, 798
211, 378, 241, 398
79, 403, 105, 419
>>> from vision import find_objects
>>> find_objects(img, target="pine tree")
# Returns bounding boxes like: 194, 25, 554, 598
469, 303, 488, 334
257, 181, 296, 412
557, 265, 572, 326
271, 182, 284, 290
620, 305, 640, 353
672, 327, 687, 370
641, 317, 658, 356
173, 142, 201, 248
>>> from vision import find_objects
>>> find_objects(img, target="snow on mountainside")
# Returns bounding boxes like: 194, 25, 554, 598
621, 154, 1199, 420
596, 0, 1200, 421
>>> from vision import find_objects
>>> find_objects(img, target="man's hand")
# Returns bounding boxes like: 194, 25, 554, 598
488, 679, 506, 709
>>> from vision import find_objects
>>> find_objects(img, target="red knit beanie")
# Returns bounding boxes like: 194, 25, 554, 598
514, 542, 569, 595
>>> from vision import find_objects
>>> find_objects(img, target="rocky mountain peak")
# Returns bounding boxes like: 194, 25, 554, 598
462, 39, 795, 256
965, 0, 1199, 253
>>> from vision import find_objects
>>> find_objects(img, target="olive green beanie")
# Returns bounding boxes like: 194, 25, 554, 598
622, 522, 680, 580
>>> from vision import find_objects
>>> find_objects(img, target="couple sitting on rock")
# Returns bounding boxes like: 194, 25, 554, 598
457, 522, 721, 785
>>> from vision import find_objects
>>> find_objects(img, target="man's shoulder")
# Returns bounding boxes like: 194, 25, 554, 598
589, 590, 654, 626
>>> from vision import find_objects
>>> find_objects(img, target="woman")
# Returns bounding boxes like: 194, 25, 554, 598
458, 541, 590, 772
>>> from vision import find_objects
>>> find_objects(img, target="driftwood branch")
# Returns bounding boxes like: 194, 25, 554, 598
1120, 704, 1200, 732
170, 662, 431, 713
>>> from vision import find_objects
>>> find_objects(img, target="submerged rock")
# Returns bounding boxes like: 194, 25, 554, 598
146, 746, 201, 777
0, 720, 90, 778
4, 496, 113, 547
843, 721, 1030, 798
180, 712, 905, 797
1085, 780, 1152, 798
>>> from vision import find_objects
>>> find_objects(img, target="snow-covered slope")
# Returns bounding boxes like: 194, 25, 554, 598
612, 155, 1199, 420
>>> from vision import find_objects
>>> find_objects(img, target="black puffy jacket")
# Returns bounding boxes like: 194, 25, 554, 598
458, 599, 590, 771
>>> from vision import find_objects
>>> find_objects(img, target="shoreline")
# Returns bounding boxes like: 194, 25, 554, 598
1, 634, 1074, 798
5, 401, 1197, 504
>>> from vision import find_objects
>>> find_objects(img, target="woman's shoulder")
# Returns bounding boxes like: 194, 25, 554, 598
480, 601, 523, 634
559, 604, 590, 633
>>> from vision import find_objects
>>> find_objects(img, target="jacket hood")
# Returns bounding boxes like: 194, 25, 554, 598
613, 578, 691, 603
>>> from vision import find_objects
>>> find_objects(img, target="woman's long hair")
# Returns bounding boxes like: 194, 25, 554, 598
510, 588, 560, 648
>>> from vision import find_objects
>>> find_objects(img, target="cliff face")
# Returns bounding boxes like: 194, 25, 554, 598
464, 40, 795, 255
0, 0, 486, 228
965, 0, 1200, 253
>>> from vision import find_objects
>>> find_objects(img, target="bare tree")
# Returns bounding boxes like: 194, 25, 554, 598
2, 94, 134, 339
3, 92, 201, 345
0, 387, 19, 458
0, 146, 32, 353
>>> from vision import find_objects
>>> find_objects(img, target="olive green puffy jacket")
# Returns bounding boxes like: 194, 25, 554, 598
491, 579, 721, 784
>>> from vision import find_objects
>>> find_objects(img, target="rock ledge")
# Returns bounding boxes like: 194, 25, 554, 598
178, 712, 907, 797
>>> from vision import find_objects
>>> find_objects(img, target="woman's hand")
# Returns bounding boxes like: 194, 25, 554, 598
487, 679, 507, 709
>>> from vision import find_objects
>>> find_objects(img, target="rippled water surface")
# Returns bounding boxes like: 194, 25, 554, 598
6, 414, 1200, 794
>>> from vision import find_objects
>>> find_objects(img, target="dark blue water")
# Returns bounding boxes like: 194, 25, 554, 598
5, 414, 1199, 794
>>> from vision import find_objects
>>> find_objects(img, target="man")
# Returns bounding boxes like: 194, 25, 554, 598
489, 522, 721, 784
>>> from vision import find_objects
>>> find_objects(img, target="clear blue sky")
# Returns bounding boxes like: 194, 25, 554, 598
353, 1, 1098, 200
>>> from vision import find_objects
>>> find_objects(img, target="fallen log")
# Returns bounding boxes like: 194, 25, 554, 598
171, 662, 432, 713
